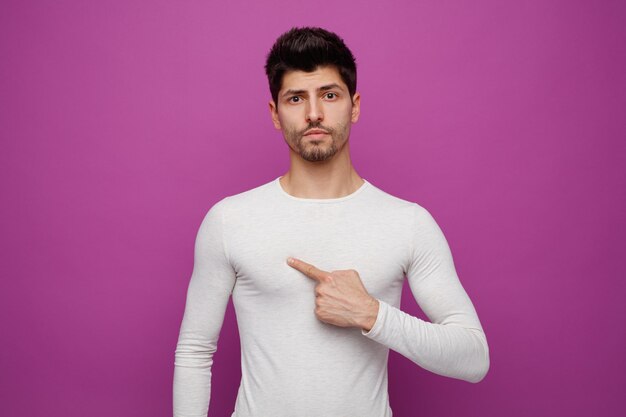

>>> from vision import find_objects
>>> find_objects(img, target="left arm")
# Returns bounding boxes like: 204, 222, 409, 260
361, 205, 489, 383
287, 204, 489, 383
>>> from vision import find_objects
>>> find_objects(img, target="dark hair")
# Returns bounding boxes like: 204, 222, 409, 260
265, 27, 357, 106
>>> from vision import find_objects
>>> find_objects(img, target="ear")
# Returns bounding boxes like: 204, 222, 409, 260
269, 100, 282, 130
350, 92, 361, 123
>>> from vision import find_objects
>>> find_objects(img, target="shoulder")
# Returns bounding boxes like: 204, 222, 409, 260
225, 178, 276, 204
201, 178, 276, 223
364, 180, 430, 217
364, 181, 444, 240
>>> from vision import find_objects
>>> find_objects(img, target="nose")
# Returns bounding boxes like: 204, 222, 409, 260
305, 99, 324, 122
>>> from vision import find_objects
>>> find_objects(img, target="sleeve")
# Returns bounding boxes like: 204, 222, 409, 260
173, 199, 237, 416
361, 204, 490, 383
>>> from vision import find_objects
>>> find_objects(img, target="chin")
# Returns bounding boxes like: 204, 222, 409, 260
301, 149, 338, 162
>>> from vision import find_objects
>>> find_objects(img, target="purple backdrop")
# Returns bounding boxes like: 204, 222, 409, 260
1, 1, 625, 416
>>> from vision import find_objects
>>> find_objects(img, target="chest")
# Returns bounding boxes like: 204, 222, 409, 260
227, 208, 409, 301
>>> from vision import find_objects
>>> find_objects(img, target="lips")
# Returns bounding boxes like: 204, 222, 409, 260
304, 129, 329, 136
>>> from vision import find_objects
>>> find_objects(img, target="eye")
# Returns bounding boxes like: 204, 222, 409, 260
289, 96, 301, 103
324, 92, 337, 100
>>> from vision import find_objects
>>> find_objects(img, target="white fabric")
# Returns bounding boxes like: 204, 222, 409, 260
173, 177, 489, 417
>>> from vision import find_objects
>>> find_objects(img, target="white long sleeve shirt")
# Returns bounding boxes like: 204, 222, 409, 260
173, 176, 489, 417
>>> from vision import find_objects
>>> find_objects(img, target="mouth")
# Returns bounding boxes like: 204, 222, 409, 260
303, 129, 330, 136
303, 130, 330, 141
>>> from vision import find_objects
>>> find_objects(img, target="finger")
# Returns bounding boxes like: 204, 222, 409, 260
287, 257, 330, 282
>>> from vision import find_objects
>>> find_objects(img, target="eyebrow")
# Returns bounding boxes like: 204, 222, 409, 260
281, 83, 344, 98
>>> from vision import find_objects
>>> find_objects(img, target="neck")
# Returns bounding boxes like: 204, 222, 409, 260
280, 141, 364, 199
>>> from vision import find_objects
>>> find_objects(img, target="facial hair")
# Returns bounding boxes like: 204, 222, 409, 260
283, 121, 349, 162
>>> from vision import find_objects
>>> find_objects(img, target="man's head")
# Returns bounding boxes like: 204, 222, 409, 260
265, 27, 360, 163
265, 27, 357, 107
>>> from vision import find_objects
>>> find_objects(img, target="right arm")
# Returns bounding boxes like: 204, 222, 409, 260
173, 200, 236, 417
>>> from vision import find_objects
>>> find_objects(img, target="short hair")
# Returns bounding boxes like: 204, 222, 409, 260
264, 27, 357, 106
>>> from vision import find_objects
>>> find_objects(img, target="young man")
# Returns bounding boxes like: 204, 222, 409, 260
173, 27, 489, 417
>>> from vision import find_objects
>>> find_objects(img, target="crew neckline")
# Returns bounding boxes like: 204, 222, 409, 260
274, 176, 370, 203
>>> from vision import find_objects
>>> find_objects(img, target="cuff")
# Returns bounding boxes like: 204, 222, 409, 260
361, 298, 388, 338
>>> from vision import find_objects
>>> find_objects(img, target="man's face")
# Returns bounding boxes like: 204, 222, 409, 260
269, 65, 360, 162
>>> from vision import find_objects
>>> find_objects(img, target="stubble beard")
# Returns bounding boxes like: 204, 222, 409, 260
284, 121, 348, 162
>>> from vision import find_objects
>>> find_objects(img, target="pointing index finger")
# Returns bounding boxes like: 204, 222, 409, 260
287, 257, 330, 282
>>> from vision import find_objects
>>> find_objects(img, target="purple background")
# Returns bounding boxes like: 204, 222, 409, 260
1, 1, 625, 416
